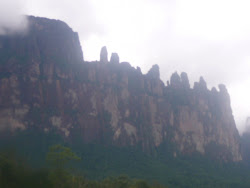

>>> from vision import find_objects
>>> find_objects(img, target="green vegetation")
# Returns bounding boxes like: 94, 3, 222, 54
46, 145, 81, 188
0, 145, 165, 188
1, 131, 250, 188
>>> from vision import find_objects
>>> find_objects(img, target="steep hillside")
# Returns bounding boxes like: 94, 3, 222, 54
0, 16, 241, 162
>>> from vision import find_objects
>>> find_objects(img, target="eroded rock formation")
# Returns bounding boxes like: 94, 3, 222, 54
110, 53, 119, 64
0, 16, 242, 161
100, 46, 108, 63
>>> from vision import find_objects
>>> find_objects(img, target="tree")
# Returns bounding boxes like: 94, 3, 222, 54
46, 144, 80, 188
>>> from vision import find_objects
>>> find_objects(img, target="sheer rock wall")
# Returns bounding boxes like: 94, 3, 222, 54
0, 16, 242, 161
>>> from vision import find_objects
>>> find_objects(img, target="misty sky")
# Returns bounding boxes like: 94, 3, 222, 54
0, 0, 250, 133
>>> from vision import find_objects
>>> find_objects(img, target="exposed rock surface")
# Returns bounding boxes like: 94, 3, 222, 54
180, 72, 190, 89
100, 46, 108, 63
147, 64, 160, 79
241, 117, 250, 163
110, 53, 119, 64
0, 16, 242, 161
170, 72, 181, 88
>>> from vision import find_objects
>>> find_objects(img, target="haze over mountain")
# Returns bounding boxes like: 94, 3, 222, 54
0, 16, 243, 162
1, 14, 250, 187
0, 0, 27, 35
1, 0, 250, 133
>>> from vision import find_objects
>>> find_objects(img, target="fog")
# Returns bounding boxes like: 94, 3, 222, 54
2, 0, 250, 133
0, 0, 28, 35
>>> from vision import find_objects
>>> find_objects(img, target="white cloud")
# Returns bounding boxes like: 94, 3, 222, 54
2, 0, 250, 132
0, 0, 28, 35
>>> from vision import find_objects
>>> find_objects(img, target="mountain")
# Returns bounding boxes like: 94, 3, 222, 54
0, 16, 242, 162
241, 117, 250, 163
245, 117, 250, 132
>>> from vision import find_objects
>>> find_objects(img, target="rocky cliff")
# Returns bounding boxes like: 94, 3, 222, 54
241, 117, 250, 163
245, 117, 250, 132
0, 16, 242, 161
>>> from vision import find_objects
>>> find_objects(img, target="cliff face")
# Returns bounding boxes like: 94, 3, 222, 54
241, 117, 250, 163
0, 16, 242, 161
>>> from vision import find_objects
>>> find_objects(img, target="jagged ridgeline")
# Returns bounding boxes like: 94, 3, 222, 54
0, 16, 241, 165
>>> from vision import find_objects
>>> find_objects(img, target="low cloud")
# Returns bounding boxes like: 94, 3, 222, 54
1, 0, 249, 132
0, 0, 28, 35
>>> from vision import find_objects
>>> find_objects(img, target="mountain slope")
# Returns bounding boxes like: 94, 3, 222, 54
0, 16, 241, 162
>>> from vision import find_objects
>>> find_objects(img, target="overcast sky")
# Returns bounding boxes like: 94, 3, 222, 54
1, 0, 250, 133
